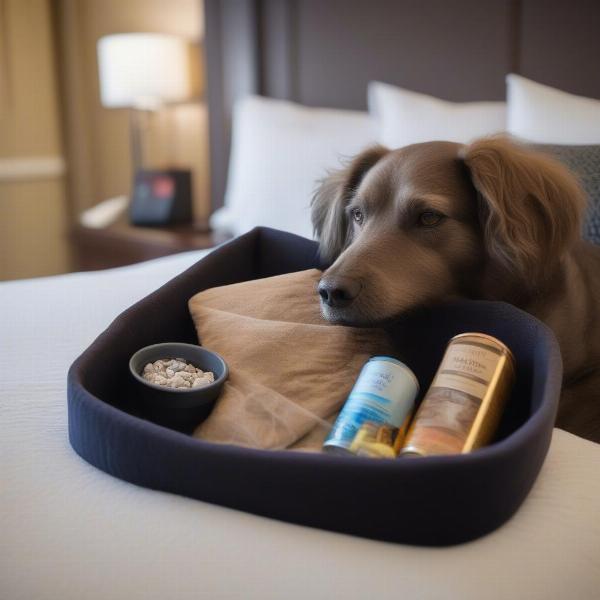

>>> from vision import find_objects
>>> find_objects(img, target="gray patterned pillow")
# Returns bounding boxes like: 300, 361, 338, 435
531, 144, 600, 244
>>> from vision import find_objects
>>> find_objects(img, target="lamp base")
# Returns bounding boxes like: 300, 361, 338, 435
129, 169, 193, 226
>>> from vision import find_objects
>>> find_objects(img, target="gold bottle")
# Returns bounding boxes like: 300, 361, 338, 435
400, 333, 515, 457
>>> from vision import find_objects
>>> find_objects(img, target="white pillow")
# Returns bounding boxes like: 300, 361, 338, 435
368, 81, 506, 148
507, 74, 600, 144
211, 95, 376, 239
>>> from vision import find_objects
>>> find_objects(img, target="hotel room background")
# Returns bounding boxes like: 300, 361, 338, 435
0, 0, 206, 281
1, 0, 599, 280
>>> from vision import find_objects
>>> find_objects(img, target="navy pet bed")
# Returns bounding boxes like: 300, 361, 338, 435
67, 227, 562, 546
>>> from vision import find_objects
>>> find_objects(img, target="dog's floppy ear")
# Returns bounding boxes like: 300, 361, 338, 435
462, 137, 585, 283
311, 145, 389, 262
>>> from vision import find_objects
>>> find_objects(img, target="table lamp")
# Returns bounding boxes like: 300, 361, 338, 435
97, 33, 194, 226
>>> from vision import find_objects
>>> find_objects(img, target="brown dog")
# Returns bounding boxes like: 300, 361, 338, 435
312, 137, 600, 442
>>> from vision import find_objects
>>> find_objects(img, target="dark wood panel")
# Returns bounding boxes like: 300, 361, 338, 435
293, 0, 512, 109
519, 0, 600, 99
204, 0, 260, 213
258, 0, 297, 100
69, 219, 229, 271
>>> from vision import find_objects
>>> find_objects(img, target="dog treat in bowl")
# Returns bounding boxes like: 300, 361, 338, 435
129, 342, 229, 431
142, 358, 215, 390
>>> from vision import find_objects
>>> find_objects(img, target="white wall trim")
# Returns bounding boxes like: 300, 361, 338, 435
0, 156, 66, 182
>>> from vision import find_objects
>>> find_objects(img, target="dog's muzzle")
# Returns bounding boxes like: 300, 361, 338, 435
317, 276, 361, 308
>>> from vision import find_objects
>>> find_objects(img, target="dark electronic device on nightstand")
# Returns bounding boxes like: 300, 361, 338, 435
129, 169, 193, 226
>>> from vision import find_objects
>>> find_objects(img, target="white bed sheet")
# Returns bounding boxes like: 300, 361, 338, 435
1, 250, 599, 600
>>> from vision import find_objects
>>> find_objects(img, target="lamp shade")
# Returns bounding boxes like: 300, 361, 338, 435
97, 33, 191, 109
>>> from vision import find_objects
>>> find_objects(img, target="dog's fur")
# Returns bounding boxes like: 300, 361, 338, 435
311, 137, 600, 442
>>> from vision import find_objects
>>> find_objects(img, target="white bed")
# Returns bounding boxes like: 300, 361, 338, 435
2, 248, 600, 600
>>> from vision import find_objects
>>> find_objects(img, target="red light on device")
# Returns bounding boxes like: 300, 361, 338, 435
130, 169, 192, 225
153, 176, 175, 199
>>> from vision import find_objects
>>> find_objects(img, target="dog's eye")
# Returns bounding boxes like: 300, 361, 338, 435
350, 208, 364, 224
418, 211, 444, 227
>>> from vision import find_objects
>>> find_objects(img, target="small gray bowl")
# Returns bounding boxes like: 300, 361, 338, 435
129, 342, 228, 432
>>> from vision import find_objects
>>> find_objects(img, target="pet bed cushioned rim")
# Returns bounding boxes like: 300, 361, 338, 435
67, 227, 562, 546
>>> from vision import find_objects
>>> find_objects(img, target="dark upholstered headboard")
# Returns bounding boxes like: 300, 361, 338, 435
204, 0, 600, 211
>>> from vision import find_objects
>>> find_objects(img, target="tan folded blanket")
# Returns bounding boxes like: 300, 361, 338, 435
188, 269, 392, 451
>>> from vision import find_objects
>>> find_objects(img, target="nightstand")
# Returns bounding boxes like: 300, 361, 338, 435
70, 218, 231, 271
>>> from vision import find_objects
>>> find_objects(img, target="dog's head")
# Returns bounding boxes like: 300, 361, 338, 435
312, 137, 585, 324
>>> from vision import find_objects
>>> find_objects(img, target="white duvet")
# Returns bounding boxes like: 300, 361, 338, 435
1, 250, 599, 600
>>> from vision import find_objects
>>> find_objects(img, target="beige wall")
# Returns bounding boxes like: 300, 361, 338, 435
56, 0, 209, 220
0, 180, 68, 279
0, 0, 69, 280
0, 0, 207, 281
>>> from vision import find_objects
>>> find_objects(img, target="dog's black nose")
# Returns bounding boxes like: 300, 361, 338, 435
318, 277, 361, 308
